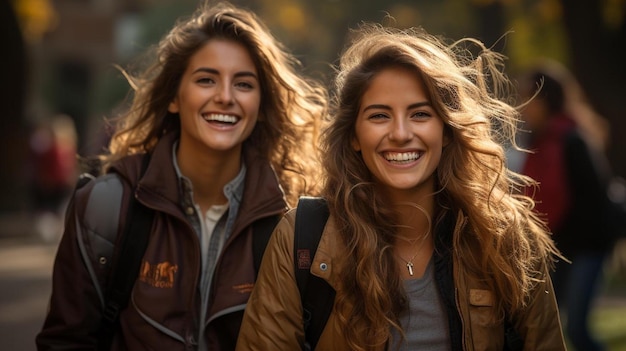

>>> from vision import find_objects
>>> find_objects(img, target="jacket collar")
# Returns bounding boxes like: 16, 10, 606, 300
311, 208, 462, 290
110, 131, 288, 223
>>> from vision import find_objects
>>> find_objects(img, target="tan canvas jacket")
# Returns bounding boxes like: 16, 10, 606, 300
236, 209, 566, 351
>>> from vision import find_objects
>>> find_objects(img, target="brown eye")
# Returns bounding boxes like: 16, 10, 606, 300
197, 77, 215, 85
411, 111, 431, 120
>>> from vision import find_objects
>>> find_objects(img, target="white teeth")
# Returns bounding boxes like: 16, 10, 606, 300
384, 152, 420, 162
203, 114, 238, 123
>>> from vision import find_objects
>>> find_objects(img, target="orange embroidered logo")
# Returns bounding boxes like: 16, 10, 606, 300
139, 260, 178, 288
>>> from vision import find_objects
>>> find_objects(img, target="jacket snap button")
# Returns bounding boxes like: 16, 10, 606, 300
185, 207, 194, 215
320, 262, 328, 271
99, 257, 107, 265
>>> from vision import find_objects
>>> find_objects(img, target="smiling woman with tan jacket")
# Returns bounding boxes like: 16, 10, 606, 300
236, 23, 566, 351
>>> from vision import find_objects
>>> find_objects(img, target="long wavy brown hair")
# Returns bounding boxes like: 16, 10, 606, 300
322, 24, 560, 350
100, 1, 327, 205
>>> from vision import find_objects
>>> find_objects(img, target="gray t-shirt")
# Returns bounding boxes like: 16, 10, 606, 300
389, 257, 451, 351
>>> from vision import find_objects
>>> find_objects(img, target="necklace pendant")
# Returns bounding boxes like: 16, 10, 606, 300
406, 262, 414, 276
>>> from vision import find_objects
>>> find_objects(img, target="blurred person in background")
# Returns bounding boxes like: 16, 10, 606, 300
36, 1, 327, 350
519, 60, 617, 351
28, 114, 78, 242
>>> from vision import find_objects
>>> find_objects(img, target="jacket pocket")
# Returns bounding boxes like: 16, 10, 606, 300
468, 288, 495, 327
467, 289, 503, 351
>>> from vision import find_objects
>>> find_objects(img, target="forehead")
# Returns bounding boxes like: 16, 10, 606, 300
186, 39, 257, 74
360, 66, 428, 105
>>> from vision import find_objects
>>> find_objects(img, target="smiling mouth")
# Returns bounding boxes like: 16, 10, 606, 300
202, 113, 239, 124
383, 151, 422, 164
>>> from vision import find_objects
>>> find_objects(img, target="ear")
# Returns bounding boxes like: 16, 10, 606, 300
351, 137, 361, 152
168, 98, 179, 114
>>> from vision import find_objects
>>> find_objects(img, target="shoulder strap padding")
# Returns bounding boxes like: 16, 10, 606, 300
83, 173, 124, 271
294, 197, 329, 290
97, 154, 153, 351
294, 196, 334, 351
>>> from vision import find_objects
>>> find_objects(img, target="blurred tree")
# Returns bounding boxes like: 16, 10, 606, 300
506, 0, 569, 72
88, 0, 197, 155
560, 1, 626, 177
1, 0, 29, 212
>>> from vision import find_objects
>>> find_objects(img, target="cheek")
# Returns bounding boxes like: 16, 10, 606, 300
247, 93, 262, 113
428, 121, 447, 148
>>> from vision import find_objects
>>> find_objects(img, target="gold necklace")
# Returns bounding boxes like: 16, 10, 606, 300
396, 232, 430, 276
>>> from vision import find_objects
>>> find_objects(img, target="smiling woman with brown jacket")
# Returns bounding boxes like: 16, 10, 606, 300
36, 2, 327, 350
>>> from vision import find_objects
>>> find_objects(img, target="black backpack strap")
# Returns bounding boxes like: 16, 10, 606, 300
81, 173, 124, 301
294, 196, 335, 351
503, 314, 523, 351
98, 154, 153, 351
252, 214, 281, 276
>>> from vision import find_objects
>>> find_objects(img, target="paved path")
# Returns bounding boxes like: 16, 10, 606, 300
0, 234, 57, 351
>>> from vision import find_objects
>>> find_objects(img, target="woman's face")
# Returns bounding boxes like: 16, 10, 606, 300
352, 66, 446, 199
169, 39, 261, 158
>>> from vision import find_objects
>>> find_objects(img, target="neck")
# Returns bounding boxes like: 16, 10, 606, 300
384, 185, 436, 242
176, 143, 242, 212
397, 203, 432, 240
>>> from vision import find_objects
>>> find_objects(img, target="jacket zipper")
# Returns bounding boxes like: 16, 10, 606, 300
137, 187, 203, 346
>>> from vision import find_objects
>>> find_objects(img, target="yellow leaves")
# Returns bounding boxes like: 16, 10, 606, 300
12, 0, 58, 42
278, 4, 307, 33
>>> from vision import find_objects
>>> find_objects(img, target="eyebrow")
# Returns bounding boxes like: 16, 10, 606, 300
362, 101, 431, 112
192, 67, 258, 80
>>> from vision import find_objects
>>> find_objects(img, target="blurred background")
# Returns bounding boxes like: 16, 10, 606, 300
0, 0, 624, 350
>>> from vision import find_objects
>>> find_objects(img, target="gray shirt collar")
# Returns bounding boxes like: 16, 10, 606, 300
171, 141, 246, 233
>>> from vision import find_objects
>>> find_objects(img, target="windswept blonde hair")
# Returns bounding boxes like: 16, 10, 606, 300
101, 2, 327, 205
322, 24, 559, 350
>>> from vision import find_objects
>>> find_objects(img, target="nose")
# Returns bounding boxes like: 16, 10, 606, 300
388, 117, 412, 143
214, 83, 234, 105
